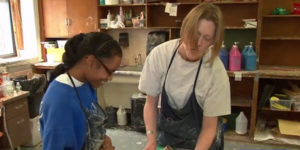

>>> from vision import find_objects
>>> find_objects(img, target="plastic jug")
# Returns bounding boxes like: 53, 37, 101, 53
229, 42, 241, 71
235, 112, 248, 134
117, 105, 127, 126
119, 6, 124, 23
241, 45, 249, 69
219, 41, 229, 70
245, 42, 257, 71
107, 10, 111, 28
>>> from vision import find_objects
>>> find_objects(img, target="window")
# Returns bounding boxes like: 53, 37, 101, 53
0, 0, 16, 58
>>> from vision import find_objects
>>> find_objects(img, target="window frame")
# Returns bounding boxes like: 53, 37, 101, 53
0, 0, 23, 58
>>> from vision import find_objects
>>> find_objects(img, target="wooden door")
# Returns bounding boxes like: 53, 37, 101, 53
42, 0, 68, 38
66, 0, 98, 37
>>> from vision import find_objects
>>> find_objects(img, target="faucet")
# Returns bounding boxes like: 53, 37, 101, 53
135, 53, 142, 67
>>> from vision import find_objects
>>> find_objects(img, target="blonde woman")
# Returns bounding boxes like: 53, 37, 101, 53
139, 3, 230, 150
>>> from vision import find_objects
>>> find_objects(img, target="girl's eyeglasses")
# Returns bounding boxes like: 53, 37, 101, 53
94, 56, 113, 76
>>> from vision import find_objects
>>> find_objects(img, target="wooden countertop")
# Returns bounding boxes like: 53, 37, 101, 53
0, 91, 30, 105
34, 62, 61, 70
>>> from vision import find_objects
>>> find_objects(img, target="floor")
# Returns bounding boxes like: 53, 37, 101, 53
20, 128, 300, 150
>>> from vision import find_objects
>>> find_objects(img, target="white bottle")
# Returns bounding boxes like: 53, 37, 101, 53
107, 10, 112, 28
16, 82, 22, 93
117, 105, 127, 126
235, 111, 248, 134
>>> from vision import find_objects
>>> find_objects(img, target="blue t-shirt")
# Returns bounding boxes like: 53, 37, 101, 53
39, 76, 97, 150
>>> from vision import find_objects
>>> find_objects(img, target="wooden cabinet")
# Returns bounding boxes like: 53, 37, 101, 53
257, 0, 300, 68
42, 0, 68, 38
0, 92, 30, 149
41, 0, 98, 38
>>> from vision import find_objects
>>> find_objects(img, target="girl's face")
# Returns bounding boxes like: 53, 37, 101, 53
182, 19, 216, 61
85, 55, 122, 88
196, 19, 215, 53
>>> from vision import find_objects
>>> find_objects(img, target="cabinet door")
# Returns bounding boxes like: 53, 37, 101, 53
7, 113, 30, 148
66, 0, 98, 37
42, 0, 68, 38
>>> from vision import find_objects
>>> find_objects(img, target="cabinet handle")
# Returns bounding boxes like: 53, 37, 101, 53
15, 104, 23, 110
65, 18, 71, 26
68, 18, 71, 26
65, 18, 69, 26
17, 119, 24, 125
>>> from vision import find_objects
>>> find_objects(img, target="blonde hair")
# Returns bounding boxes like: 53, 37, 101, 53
180, 3, 224, 63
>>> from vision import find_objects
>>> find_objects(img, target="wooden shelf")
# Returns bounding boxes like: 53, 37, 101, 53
101, 26, 258, 30
100, 27, 179, 30
212, 1, 258, 5
146, 2, 199, 6
258, 65, 300, 80
232, 97, 252, 107
100, 27, 148, 30
227, 70, 257, 78
259, 107, 300, 113
263, 15, 300, 18
98, 3, 146, 7
225, 26, 256, 30
261, 37, 300, 40
224, 130, 250, 142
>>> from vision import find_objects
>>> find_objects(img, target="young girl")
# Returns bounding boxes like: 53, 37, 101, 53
40, 32, 122, 150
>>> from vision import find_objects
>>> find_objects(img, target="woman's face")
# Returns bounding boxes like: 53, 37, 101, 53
196, 19, 215, 53
86, 55, 122, 88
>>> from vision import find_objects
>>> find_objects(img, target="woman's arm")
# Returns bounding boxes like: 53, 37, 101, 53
195, 116, 218, 150
143, 95, 159, 150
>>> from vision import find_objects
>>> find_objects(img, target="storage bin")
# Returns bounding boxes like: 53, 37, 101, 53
47, 48, 65, 62
23, 116, 41, 146
270, 98, 293, 111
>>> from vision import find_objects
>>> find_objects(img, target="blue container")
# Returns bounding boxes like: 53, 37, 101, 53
245, 44, 257, 71
219, 42, 229, 70
241, 45, 249, 70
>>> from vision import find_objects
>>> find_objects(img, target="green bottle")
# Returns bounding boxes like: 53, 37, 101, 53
100, 0, 105, 5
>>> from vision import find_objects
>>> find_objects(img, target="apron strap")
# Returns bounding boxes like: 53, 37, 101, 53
163, 43, 180, 85
192, 59, 203, 92
66, 72, 89, 150
67, 72, 87, 112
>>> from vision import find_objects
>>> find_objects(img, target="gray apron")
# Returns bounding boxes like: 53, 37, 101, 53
67, 72, 107, 150
157, 46, 224, 150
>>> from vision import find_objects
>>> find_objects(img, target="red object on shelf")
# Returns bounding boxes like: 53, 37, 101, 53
293, 2, 300, 14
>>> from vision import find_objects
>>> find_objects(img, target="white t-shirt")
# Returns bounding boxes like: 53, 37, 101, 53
138, 39, 231, 117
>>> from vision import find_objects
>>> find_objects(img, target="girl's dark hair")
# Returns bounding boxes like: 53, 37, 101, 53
51, 32, 122, 80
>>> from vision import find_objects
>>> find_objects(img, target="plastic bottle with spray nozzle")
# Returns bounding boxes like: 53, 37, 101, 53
229, 42, 241, 71
219, 41, 229, 70
245, 42, 257, 71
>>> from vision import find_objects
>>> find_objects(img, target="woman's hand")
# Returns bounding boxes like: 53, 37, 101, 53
143, 139, 156, 150
100, 135, 115, 150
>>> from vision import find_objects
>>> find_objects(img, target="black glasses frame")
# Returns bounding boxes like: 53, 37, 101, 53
94, 56, 113, 76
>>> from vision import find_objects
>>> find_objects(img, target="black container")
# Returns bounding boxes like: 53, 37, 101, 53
106, 106, 117, 125
146, 31, 169, 56
13, 74, 47, 118
131, 93, 146, 132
